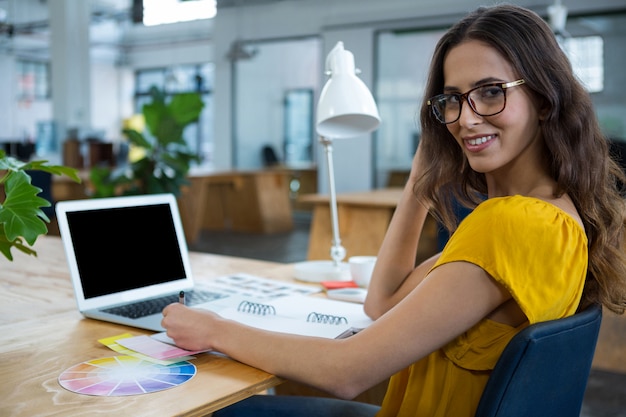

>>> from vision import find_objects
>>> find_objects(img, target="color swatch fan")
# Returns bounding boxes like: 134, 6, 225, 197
58, 356, 196, 396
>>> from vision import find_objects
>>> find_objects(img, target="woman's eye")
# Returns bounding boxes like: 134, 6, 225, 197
447, 95, 461, 105
479, 86, 504, 99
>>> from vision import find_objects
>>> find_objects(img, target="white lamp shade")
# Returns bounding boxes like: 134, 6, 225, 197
316, 42, 380, 139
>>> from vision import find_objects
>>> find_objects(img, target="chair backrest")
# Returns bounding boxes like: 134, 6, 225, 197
475, 303, 602, 417
261, 145, 280, 167
26, 170, 54, 219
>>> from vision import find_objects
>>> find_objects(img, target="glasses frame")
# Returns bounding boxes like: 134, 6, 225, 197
427, 79, 525, 124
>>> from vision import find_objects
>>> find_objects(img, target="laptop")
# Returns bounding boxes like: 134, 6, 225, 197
56, 193, 239, 332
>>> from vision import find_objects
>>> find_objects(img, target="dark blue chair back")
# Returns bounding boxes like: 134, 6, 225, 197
26, 170, 54, 219
475, 303, 602, 417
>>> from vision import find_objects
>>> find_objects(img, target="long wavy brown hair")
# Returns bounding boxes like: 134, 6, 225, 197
416, 4, 626, 314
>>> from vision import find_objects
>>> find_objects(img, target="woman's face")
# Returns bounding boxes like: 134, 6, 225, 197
443, 40, 543, 179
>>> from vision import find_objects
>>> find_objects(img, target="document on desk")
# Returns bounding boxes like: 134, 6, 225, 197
99, 333, 197, 365
205, 273, 322, 300
116, 335, 209, 360
218, 294, 373, 339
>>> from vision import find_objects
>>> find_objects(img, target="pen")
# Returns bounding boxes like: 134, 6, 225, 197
179, 290, 185, 305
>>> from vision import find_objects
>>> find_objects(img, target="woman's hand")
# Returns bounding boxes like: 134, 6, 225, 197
161, 303, 220, 351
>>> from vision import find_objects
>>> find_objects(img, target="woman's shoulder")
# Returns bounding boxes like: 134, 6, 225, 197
472, 195, 585, 234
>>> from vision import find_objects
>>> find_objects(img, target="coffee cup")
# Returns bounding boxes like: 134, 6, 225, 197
349, 256, 377, 288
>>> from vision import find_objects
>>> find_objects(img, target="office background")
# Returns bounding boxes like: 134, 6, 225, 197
0, 0, 624, 194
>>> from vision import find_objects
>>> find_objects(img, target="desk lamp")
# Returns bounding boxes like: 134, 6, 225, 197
294, 41, 380, 282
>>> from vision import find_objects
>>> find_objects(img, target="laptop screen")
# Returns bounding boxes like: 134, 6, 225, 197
65, 203, 187, 299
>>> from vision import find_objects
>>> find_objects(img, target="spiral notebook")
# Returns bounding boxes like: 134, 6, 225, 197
217, 294, 374, 339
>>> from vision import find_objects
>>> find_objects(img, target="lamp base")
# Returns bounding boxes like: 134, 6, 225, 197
293, 260, 351, 283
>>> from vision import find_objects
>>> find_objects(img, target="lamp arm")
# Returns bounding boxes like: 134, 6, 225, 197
320, 136, 346, 266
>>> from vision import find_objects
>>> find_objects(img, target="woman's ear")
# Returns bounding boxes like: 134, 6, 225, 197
538, 100, 550, 121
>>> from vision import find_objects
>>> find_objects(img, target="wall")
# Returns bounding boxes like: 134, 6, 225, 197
593, 20, 626, 140
1, 0, 624, 183
212, 0, 626, 193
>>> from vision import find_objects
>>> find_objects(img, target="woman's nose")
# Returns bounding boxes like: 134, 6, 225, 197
457, 98, 483, 127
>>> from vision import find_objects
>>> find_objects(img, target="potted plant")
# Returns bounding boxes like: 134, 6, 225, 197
90, 86, 204, 198
0, 150, 79, 261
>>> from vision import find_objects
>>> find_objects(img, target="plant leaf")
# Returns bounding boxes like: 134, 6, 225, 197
0, 152, 27, 171
169, 93, 204, 126
22, 160, 81, 183
0, 226, 37, 260
143, 99, 168, 138
123, 128, 153, 149
0, 171, 50, 245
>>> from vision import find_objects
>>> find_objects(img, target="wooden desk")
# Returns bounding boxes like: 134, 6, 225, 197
52, 170, 91, 201
1, 235, 295, 417
50, 168, 295, 244
178, 169, 294, 243
299, 188, 439, 263
267, 165, 318, 212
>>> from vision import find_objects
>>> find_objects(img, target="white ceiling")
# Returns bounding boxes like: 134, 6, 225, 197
0, 0, 220, 59
0, 0, 290, 58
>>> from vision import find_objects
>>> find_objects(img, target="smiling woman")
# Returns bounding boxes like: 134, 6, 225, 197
160, 4, 626, 417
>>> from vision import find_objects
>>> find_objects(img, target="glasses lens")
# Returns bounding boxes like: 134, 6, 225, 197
430, 95, 460, 124
468, 85, 506, 117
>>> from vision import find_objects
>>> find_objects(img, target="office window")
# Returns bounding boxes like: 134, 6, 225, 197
562, 35, 604, 93
375, 29, 445, 187
284, 89, 313, 165
142, 0, 217, 26
135, 63, 214, 163
16, 60, 50, 101
232, 37, 320, 169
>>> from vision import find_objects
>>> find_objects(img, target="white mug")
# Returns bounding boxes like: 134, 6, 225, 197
349, 256, 377, 288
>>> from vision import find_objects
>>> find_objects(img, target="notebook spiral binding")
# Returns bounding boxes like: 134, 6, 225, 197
306, 311, 348, 325
237, 301, 276, 316
237, 301, 350, 326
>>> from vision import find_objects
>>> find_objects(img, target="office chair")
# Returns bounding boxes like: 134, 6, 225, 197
261, 145, 280, 167
475, 303, 602, 417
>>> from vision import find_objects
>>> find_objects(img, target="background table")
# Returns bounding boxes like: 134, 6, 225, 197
178, 169, 294, 243
299, 188, 439, 263
51, 168, 297, 244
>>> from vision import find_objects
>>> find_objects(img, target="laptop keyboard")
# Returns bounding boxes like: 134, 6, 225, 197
103, 290, 228, 319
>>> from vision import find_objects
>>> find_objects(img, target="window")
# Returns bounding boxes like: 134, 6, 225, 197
375, 29, 445, 187
562, 35, 604, 93
16, 60, 50, 101
284, 89, 313, 164
142, 0, 216, 26
135, 63, 214, 163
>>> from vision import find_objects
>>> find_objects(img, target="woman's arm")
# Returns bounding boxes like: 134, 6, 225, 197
364, 145, 439, 319
162, 261, 511, 400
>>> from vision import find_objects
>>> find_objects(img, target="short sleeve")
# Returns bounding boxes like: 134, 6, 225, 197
432, 196, 588, 323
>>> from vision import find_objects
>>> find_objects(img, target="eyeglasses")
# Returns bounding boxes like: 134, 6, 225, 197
427, 79, 525, 124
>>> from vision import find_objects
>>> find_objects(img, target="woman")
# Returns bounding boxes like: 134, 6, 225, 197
162, 5, 626, 416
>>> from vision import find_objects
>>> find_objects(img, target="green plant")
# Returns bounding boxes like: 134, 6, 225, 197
0, 150, 79, 260
90, 87, 204, 198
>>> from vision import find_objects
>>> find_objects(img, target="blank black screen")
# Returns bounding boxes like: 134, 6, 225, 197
66, 203, 187, 299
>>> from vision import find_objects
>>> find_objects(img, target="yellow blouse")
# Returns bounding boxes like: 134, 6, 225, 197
376, 196, 588, 417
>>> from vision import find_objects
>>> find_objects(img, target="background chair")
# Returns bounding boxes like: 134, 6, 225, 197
475, 303, 602, 417
262, 145, 280, 167
26, 170, 54, 219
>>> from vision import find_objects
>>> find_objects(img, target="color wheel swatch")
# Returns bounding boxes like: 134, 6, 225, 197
58, 356, 196, 396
